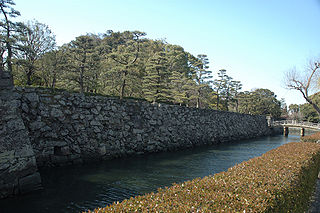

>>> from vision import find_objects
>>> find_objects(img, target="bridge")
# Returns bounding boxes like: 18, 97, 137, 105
272, 120, 320, 136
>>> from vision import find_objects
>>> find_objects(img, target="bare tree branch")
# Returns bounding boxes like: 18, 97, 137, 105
285, 59, 320, 116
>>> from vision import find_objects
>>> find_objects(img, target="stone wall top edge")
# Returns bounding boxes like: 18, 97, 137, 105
14, 86, 266, 119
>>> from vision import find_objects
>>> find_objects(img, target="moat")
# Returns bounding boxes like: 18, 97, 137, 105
0, 132, 307, 213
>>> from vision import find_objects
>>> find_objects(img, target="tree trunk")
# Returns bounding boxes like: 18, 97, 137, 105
51, 73, 56, 88
2, 6, 14, 86
196, 89, 200, 108
120, 70, 128, 99
301, 90, 320, 117
216, 94, 220, 110
79, 71, 84, 93
235, 99, 239, 112
26, 69, 32, 85
308, 99, 320, 117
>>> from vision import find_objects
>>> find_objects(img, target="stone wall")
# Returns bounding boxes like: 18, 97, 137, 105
0, 89, 41, 199
0, 87, 276, 198
0, 71, 13, 90
17, 87, 272, 167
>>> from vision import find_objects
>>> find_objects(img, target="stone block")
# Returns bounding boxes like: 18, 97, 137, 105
50, 108, 64, 118
90, 120, 101, 126
64, 109, 71, 114
0, 162, 10, 170
24, 92, 39, 103
93, 126, 101, 133
53, 95, 62, 99
60, 129, 69, 136
15, 145, 34, 158
133, 129, 144, 134
6, 119, 25, 132
71, 114, 79, 119
29, 121, 46, 131
40, 126, 51, 132
47, 141, 67, 147
91, 108, 99, 115
59, 100, 66, 106
21, 103, 29, 113
97, 145, 106, 156
0, 151, 15, 164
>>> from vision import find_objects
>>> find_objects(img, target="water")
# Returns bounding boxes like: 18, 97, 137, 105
0, 132, 308, 212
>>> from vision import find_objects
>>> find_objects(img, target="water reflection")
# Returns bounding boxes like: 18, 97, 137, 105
0, 133, 307, 213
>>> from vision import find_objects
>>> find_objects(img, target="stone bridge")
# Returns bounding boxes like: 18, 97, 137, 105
272, 120, 320, 136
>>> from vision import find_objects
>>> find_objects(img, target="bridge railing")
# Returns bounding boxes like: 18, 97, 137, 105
272, 120, 320, 129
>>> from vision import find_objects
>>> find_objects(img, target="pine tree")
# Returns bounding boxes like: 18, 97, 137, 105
189, 54, 212, 108
62, 35, 100, 93
107, 31, 145, 99
143, 52, 171, 103
0, 0, 22, 82
169, 70, 188, 105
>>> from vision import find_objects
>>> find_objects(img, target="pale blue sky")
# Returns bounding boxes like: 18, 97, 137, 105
14, 0, 320, 106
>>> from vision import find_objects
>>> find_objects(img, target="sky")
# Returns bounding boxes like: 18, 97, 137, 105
14, 0, 320, 106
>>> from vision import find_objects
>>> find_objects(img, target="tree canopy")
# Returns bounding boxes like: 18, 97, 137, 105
2, 0, 284, 118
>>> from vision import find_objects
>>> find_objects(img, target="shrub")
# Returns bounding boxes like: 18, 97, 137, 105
87, 142, 320, 212
301, 132, 320, 143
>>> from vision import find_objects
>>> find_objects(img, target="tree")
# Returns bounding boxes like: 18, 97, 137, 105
285, 60, 320, 116
280, 98, 288, 119
288, 104, 302, 121
301, 103, 319, 122
238, 88, 281, 118
300, 92, 320, 122
165, 44, 192, 105
37, 48, 65, 88
221, 75, 235, 111
0, 0, 21, 80
107, 31, 145, 99
188, 54, 212, 108
229, 80, 242, 112
15, 20, 56, 85
62, 35, 101, 93
143, 52, 171, 103
213, 69, 231, 110
169, 71, 198, 106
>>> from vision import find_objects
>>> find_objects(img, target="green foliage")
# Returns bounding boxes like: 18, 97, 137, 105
60, 35, 102, 93
106, 31, 145, 99
301, 103, 319, 122
0, 0, 23, 74
36, 49, 66, 88
143, 52, 171, 103
212, 69, 242, 111
237, 88, 282, 118
301, 92, 320, 122
87, 142, 320, 212
9, 24, 283, 115
14, 20, 56, 85
1, 0, 281, 115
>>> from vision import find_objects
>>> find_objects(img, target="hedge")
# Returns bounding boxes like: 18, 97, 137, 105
87, 142, 320, 212
301, 132, 320, 143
